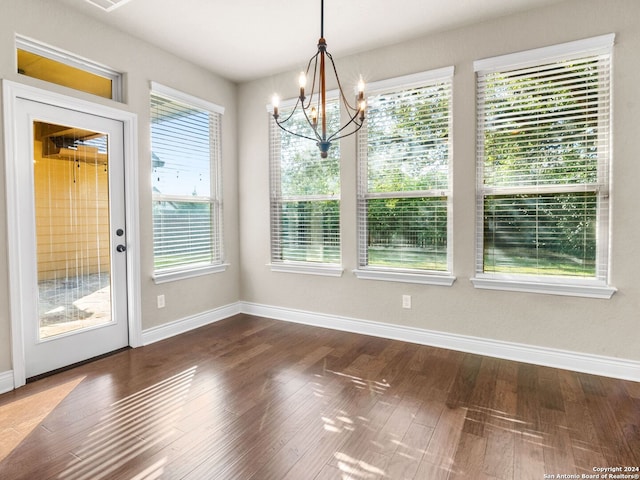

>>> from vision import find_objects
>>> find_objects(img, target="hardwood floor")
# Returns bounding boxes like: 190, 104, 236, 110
1, 314, 638, 479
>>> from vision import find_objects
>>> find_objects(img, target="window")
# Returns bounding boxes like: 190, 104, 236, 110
269, 96, 342, 276
473, 35, 616, 298
17, 36, 123, 101
151, 83, 225, 282
354, 68, 455, 286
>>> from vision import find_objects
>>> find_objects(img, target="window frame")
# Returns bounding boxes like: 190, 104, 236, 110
150, 82, 227, 284
353, 67, 456, 286
471, 34, 616, 299
16, 35, 124, 102
267, 92, 344, 277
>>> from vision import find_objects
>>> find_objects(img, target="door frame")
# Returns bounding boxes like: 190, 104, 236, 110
2, 80, 142, 388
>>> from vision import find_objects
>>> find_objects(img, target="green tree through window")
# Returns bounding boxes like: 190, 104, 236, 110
477, 48, 611, 279
358, 70, 453, 273
270, 99, 341, 265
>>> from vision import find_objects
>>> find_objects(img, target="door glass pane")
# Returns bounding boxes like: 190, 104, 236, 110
34, 122, 113, 339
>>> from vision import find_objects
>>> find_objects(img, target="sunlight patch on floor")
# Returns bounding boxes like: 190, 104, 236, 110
57, 366, 197, 480
129, 457, 167, 480
335, 452, 387, 479
0, 376, 86, 462
326, 369, 391, 396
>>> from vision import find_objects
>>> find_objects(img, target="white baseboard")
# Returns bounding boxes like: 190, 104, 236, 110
136, 300, 639, 382
142, 302, 242, 345
5, 301, 631, 391
0, 370, 15, 394
241, 302, 640, 382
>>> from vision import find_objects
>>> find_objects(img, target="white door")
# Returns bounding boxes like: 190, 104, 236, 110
15, 98, 129, 379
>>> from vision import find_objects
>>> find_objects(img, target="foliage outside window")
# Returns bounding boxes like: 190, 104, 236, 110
356, 69, 454, 281
269, 98, 341, 268
151, 84, 224, 277
474, 36, 614, 295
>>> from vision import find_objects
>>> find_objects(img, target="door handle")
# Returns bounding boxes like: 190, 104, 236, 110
116, 244, 126, 253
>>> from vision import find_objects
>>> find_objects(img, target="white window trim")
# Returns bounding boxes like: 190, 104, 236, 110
471, 275, 616, 299
353, 268, 455, 286
153, 263, 229, 284
151, 84, 225, 280
151, 82, 225, 115
16, 35, 124, 102
472, 34, 615, 299
364, 66, 455, 94
473, 34, 615, 74
269, 263, 344, 277
356, 67, 456, 285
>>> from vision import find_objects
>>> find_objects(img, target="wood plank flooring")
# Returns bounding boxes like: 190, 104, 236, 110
0, 314, 638, 479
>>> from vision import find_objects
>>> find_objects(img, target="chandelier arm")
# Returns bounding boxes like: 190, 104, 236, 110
275, 97, 302, 125
302, 53, 320, 111
274, 95, 322, 143
326, 109, 364, 142
329, 122, 364, 142
299, 104, 323, 142
275, 121, 320, 143
326, 51, 359, 112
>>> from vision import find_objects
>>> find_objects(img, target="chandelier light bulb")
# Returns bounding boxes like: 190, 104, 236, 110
299, 72, 306, 99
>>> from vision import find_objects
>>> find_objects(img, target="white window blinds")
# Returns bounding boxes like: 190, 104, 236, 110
357, 69, 453, 274
269, 99, 341, 266
151, 85, 224, 273
475, 36, 613, 283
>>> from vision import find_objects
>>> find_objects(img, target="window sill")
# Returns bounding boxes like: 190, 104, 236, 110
353, 268, 456, 286
470, 275, 616, 299
153, 263, 229, 284
269, 263, 344, 277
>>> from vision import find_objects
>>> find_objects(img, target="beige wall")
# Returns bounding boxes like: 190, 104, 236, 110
238, 0, 640, 361
0, 0, 240, 372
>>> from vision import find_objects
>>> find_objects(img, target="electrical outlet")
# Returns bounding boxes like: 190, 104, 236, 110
157, 294, 165, 309
402, 294, 411, 309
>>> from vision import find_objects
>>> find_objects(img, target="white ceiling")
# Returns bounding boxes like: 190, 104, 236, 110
55, 0, 566, 83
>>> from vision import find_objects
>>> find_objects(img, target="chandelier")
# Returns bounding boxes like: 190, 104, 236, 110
272, 0, 366, 158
